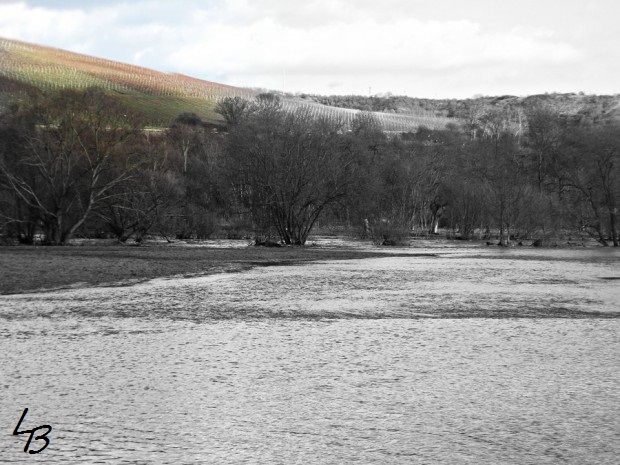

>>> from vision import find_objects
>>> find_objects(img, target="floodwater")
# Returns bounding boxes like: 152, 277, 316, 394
0, 243, 619, 464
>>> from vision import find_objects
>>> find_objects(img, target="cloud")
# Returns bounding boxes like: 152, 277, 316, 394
168, 14, 580, 93
0, 0, 600, 97
0, 3, 90, 42
0, 2, 130, 59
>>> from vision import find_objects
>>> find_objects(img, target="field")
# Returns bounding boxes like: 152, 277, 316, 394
0, 37, 452, 130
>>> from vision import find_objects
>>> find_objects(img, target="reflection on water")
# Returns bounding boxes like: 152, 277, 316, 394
0, 246, 619, 464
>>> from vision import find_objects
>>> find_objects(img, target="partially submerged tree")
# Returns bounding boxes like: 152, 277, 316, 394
225, 105, 353, 245
0, 88, 143, 245
0, 103, 38, 243
94, 133, 174, 242
559, 123, 620, 246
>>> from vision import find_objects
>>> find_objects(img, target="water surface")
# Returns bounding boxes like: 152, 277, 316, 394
1, 245, 618, 464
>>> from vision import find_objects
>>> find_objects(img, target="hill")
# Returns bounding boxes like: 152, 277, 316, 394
0, 37, 451, 130
301, 92, 620, 123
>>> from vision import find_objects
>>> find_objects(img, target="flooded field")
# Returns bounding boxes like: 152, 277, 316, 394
1, 243, 619, 463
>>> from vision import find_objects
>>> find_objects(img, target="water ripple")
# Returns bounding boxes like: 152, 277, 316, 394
1, 248, 618, 463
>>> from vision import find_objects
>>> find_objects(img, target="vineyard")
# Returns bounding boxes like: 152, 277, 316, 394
0, 37, 451, 130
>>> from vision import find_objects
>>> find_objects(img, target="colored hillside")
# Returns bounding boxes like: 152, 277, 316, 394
0, 37, 451, 130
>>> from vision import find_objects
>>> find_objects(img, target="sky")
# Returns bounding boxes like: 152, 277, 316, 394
0, 0, 618, 98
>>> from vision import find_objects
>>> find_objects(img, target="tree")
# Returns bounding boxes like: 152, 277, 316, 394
0, 102, 39, 243
407, 126, 466, 236
472, 124, 529, 245
559, 123, 620, 246
215, 96, 254, 127
94, 133, 181, 243
0, 88, 143, 245
524, 103, 565, 192
169, 119, 225, 240
225, 105, 353, 245
168, 112, 204, 173
342, 113, 387, 231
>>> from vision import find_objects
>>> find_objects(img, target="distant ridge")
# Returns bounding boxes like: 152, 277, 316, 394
0, 37, 451, 130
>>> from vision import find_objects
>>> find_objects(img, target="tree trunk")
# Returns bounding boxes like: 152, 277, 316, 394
610, 210, 618, 247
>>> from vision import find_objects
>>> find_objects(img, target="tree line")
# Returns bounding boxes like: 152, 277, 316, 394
0, 88, 618, 246
298, 91, 619, 120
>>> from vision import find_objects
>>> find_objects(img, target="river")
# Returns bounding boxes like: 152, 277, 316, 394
1, 243, 618, 464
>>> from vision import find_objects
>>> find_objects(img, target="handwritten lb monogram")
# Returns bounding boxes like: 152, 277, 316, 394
13, 408, 52, 454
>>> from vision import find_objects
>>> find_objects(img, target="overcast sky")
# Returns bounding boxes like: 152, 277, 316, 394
0, 0, 618, 98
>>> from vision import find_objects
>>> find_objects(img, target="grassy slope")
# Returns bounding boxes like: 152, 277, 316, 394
0, 37, 251, 125
0, 37, 451, 130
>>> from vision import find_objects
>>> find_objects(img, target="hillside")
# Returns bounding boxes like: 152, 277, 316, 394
0, 37, 451, 130
302, 92, 620, 123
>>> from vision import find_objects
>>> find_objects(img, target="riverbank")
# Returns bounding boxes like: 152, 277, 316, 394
0, 241, 412, 295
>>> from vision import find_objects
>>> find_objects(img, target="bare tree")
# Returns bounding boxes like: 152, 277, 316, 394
215, 96, 254, 127
168, 112, 205, 173
0, 88, 143, 245
226, 106, 353, 245
560, 123, 620, 246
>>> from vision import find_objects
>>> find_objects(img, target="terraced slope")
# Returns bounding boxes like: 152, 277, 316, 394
0, 37, 451, 130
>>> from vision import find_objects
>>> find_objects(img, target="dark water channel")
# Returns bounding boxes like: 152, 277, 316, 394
1, 245, 618, 464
